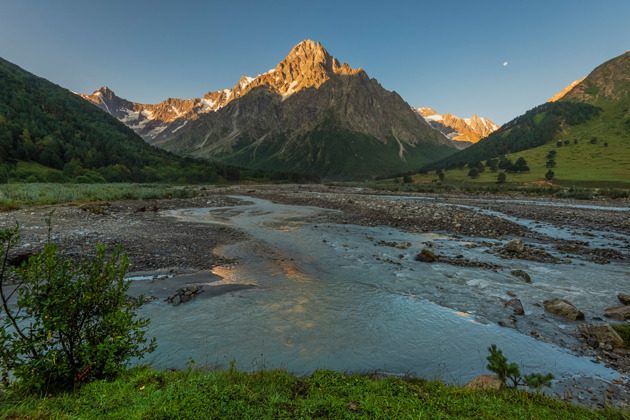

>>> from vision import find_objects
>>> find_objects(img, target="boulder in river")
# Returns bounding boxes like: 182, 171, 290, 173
510, 269, 531, 283
604, 305, 630, 321
464, 374, 505, 390
618, 293, 630, 305
543, 298, 585, 320
166, 285, 204, 305
577, 324, 624, 349
504, 239, 524, 254
505, 298, 525, 315
415, 249, 439, 263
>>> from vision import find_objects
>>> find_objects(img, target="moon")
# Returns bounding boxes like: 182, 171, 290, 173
503, 61, 509, 67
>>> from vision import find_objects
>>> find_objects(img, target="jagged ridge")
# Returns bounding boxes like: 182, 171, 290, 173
81, 40, 457, 179
414, 107, 499, 149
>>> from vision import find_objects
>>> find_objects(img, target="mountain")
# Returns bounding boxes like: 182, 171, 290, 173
414, 107, 499, 149
0, 56, 266, 184
424, 50, 630, 185
559, 50, 630, 103
81, 40, 456, 180
79, 86, 223, 143
547, 78, 584, 102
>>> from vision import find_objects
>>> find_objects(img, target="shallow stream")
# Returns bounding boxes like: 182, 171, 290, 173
129, 195, 629, 396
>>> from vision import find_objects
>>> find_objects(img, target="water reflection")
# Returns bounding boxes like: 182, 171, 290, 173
138, 197, 624, 391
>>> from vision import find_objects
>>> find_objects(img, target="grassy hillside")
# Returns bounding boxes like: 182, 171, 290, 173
415, 50, 630, 187
407, 94, 629, 188
423, 101, 602, 172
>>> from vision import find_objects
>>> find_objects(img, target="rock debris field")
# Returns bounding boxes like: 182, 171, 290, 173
1, 184, 629, 408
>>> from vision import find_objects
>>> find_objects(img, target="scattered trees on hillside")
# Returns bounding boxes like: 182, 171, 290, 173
505, 157, 529, 173
424, 101, 601, 171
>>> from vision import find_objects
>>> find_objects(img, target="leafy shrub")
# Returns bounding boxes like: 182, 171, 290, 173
555, 188, 593, 200
0, 217, 155, 394
486, 344, 553, 390
611, 325, 630, 347
598, 188, 629, 199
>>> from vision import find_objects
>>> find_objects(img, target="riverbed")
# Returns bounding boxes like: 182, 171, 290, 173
2, 185, 629, 407
126, 189, 629, 407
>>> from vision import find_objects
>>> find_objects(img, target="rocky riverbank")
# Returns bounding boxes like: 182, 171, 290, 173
1, 184, 629, 408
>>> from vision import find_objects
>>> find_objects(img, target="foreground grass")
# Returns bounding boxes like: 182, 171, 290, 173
0, 183, 197, 210
1, 368, 627, 419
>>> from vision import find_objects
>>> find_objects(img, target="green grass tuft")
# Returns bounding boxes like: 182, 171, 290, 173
612, 325, 630, 347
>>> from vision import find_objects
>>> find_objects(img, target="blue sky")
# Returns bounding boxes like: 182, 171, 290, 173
1, 0, 629, 125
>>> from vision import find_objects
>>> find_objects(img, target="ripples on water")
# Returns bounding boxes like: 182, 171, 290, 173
131, 196, 627, 390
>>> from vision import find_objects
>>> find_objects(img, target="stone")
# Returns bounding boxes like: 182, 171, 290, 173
618, 293, 630, 305
510, 269, 531, 283
505, 298, 525, 315
415, 249, 438, 263
543, 298, 585, 320
464, 374, 505, 390
604, 305, 630, 321
504, 239, 524, 254
578, 324, 624, 349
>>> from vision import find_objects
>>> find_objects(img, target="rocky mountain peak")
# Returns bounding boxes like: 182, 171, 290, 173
548, 78, 585, 102
95, 86, 114, 97
255, 39, 362, 96
415, 107, 438, 117
414, 107, 499, 149
555, 50, 630, 103
83, 86, 116, 102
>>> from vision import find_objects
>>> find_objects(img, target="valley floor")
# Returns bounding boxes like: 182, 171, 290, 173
1, 184, 629, 409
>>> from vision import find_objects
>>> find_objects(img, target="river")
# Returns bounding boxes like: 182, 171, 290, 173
127, 194, 628, 400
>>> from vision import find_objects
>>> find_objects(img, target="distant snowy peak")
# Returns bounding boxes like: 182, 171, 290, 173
415, 107, 439, 117
547, 78, 585, 102
413, 107, 499, 149
79, 39, 363, 142
79, 87, 203, 140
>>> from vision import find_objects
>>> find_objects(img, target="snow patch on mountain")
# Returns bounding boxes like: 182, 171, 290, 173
413, 107, 499, 148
